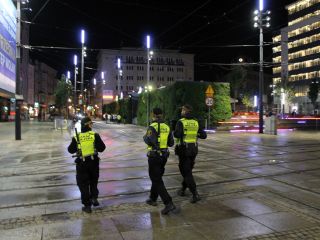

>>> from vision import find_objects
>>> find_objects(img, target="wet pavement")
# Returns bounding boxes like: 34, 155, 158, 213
0, 120, 320, 239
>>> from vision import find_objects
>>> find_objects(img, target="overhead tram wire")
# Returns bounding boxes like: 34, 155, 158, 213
54, 0, 140, 44
180, 43, 273, 48
166, 0, 252, 48
22, 43, 272, 51
101, 0, 210, 17
182, 7, 294, 57
31, 0, 51, 23
155, 0, 212, 40
196, 62, 260, 66
25, 44, 270, 68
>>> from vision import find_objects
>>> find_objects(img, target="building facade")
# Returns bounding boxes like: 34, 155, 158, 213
33, 60, 58, 120
92, 48, 194, 110
272, 0, 320, 114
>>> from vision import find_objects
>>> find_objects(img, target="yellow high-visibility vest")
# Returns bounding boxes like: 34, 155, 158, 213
75, 131, 95, 157
147, 122, 170, 150
180, 118, 199, 143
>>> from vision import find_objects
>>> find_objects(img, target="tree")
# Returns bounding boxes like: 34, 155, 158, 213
273, 81, 296, 112
225, 66, 247, 111
308, 81, 319, 111
54, 74, 72, 116
242, 94, 254, 112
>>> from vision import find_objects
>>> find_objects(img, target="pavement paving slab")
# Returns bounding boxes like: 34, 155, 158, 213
1, 122, 320, 239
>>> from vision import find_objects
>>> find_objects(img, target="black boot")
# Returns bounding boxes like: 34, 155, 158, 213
176, 188, 186, 196
190, 193, 201, 204
92, 198, 100, 207
161, 202, 176, 215
146, 198, 158, 206
82, 206, 92, 213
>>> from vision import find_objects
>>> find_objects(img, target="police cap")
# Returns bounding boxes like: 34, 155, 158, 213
153, 107, 162, 116
81, 117, 92, 127
182, 104, 193, 113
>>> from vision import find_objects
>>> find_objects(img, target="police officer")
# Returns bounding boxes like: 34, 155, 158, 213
68, 117, 106, 213
174, 104, 207, 203
143, 108, 177, 215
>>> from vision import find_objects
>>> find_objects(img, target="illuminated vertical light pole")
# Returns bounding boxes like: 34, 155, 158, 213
117, 58, 122, 101
146, 35, 151, 126
80, 29, 85, 113
66, 71, 71, 118
67, 71, 70, 83
73, 54, 78, 114
93, 77, 96, 107
101, 71, 105, 116
254, 0, 270, 133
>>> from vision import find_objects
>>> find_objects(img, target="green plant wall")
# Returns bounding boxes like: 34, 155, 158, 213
137, 81, 231, 126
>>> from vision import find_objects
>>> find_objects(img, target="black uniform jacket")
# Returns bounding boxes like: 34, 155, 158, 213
68, 129, 106, 161
143, 119, 174, 149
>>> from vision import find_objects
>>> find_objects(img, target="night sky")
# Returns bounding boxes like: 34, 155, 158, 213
25, 0, 297, 83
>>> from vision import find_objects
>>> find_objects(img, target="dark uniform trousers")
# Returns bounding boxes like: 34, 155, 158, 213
76, 159, 99, 206
148, 154, 172, 205
177, 144, 197, 194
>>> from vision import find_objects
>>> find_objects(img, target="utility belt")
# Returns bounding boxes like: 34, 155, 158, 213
175, 142, 198, 156
147, 148, 170, 158
179, 142, 197, 147
75, 154, 97, 164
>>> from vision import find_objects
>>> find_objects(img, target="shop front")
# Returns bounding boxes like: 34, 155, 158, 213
0, 96, 11, 122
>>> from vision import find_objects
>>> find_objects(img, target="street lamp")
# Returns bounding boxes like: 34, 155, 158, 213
80, 29, 86, 112
101, 71, 105, 117
117, 58, 122, 101
93, 78, 96, 101
15, 0, 31, 140
146, 35, 153, 126
253, 0, 271, 133
66, 71, 71, 83
73, 54, 78, 113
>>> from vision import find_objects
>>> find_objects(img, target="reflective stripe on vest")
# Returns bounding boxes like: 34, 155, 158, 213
147, 122, 170, 150
75, 131, 96, 157
180, 118, 199, 143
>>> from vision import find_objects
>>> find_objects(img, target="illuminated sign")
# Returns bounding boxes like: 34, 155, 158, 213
0, 0, 16, 94
103, 90, 114, 101
103, 95, 113, 100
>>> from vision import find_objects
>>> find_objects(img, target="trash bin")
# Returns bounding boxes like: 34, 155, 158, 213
265, 115, 277, 135
54, 117, 68, 130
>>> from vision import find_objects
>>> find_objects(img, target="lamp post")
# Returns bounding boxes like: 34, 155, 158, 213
117, 58, 122, 101
15, 0, 23, 140
253, 0, 271, 133
66, 71, 70, 83
146, 35, 153, 126
73, 54, 78, 114
101, 71, 105, 117
80, 29, 86, 113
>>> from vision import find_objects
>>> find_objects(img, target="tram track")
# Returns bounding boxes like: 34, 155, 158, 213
0, 162, 320, 210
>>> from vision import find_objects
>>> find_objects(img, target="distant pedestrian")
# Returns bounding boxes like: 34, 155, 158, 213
174, 104, 207, 203
68, 117, 106, 213
117, 114, 121, 123
143, 107, 177, 215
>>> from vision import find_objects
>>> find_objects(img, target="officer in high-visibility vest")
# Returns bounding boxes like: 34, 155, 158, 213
143, 108, 177, 215
117, 114, 121, 123
68, 117, 106, 213
174, 104, 207, 203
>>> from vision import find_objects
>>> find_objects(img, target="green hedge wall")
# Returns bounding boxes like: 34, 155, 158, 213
104, 82, 232, 126
137, 81, 232, 126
